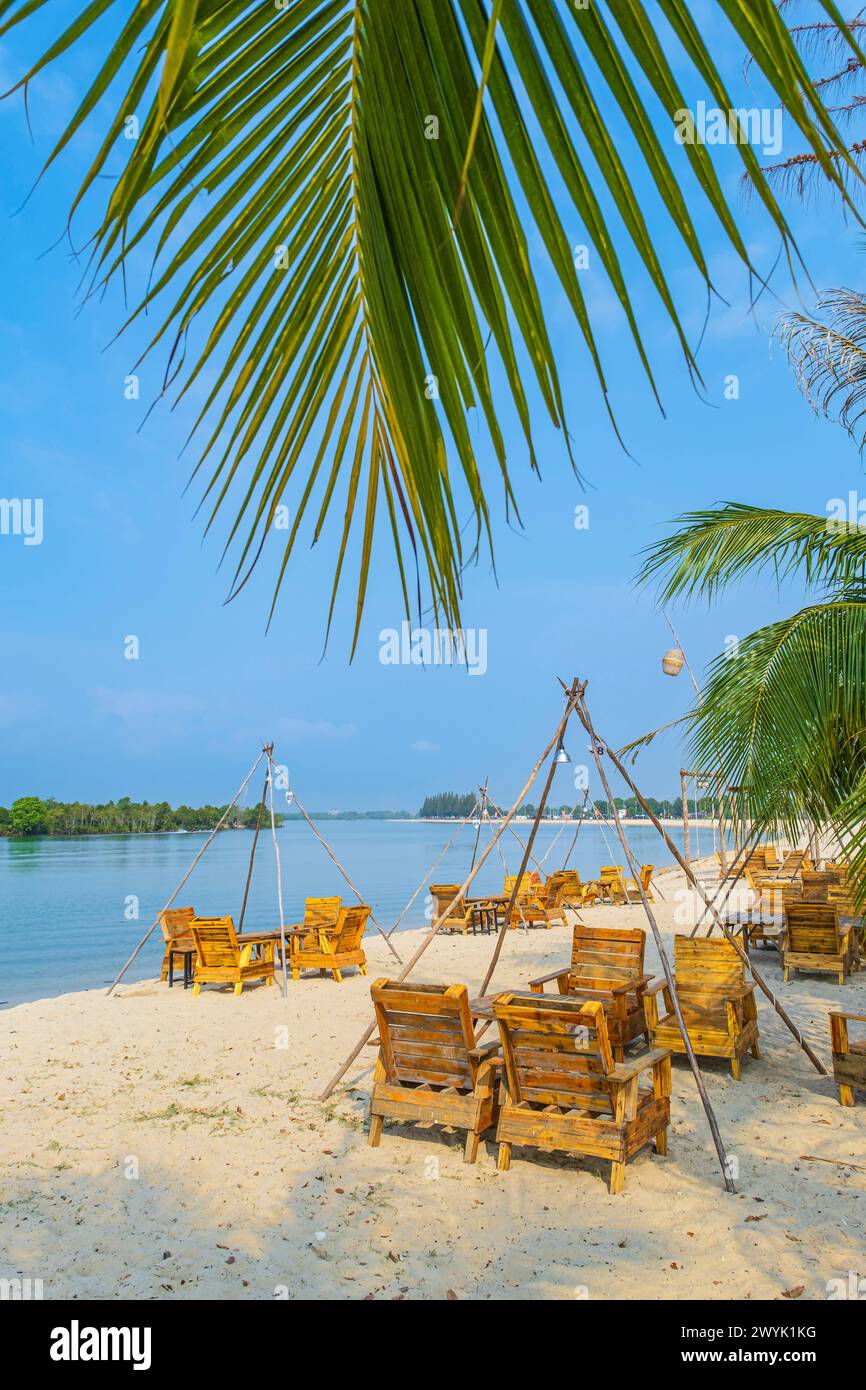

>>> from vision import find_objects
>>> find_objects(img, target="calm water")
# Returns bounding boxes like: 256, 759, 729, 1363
0, 820, 698, 1006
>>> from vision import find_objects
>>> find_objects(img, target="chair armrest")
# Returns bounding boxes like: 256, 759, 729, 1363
608, 1048, 672, 1084
629, 974, 654, 993
528, 968, 569, 991
644, 979, 670, 996
469, 1040, 502, 1061
830, 1010, 866, 1024
720, 983, 758, 1001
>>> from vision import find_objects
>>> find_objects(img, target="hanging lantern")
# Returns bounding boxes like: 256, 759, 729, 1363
662, 647, 684, 677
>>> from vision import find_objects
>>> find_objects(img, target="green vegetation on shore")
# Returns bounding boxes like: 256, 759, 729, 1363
0, 797, 283, 838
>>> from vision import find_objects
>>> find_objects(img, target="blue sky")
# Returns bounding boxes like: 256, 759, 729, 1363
1, 3, 863, 812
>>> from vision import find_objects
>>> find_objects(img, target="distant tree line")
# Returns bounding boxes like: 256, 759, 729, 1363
419, 793, 715, 820
0, 797, 283, 837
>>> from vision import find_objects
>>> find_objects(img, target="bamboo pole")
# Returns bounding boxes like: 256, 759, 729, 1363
581, 715, 828, 1077
106, 748, 267, 996
318, 689, 581, 1101
575, 688, 736, 1193
478, 683, 578, 997
265, 751, 289, 999
238, 771, 269, 935
469, 781, 488, 871
286, 789, 403, 965
385, 798, 480, 939
681, 768, 691, 864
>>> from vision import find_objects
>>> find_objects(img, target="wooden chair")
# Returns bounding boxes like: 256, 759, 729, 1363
622, 864, 654, 902
504, 872, 562, 929
159, 906, 196, 981
190, 916, 275, 996
801, 868, 843, 903
597, 865, 628, 904
781, 903, 856, 985
289, 904, 370, 982
549, 867, 600, 908
368, 980, 501, 1163
830, 1011, 866, 1106
529, 924, 651, 1059
492, 992, 671, 1194
643, 936, 759, 1079
429, 883, 473, 935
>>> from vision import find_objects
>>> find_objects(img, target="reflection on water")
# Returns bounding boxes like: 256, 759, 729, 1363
0, 820, 696, 1006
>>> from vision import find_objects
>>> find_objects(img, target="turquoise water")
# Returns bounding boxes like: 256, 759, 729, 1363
0, 820, 697, 1005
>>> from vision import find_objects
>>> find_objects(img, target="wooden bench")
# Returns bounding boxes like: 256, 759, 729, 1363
830, 1011, 866, 1107
288, 903, 370, 982
190, 916, 275, 996
492, 992, 671, 1193
781, 903, 856, 985
643, 935, 759, 1079
529, 924, 651, 1060
368, 980, 501, 1163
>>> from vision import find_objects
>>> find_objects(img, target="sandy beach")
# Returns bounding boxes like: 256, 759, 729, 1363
1, 863, 864, 1302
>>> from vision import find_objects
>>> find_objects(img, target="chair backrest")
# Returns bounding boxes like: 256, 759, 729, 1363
429, 884, 467, 925
190, 916, 240, 968
569, 925, 645, 991
334, 904, 370, 952
304, 896, 342, 930
673, 935, 745, 994
785, 903, 843, 954
160, 906, 196, 945
370, 980, 477, 1090
640, 864, 654, 891
493, 993, 614, 1113
504, 872, 532, 899
801, 868, 843, 903
780, 850, 808, 876
599, 865, 623, 880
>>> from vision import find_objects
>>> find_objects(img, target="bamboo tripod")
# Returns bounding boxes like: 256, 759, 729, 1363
319, 684, 581, 1100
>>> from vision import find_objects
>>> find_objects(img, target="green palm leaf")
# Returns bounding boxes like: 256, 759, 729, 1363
3, 1, 863, 635
638, 500, 866, 901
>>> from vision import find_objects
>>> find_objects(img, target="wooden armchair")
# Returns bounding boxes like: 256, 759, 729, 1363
492, 993, 671, 1193
159, 906, 196, 981
429, 884, 473, 935
529, 924, 651, 1059
190, 916, 275, 996
368, 980, 501, 1163
830, 1011, 866, 1107
289, 903, 370, 982
781, 903, 856, 985
643, 936, 759, 1079
598, 865, 628, 904
622, 864, 654, 902
504, 871, 563, 929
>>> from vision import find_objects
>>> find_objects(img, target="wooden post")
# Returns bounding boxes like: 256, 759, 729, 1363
681, 768, 691, 864
716, 776, 728, 874
578, 690, 736, 1194
238, 770, 269, 935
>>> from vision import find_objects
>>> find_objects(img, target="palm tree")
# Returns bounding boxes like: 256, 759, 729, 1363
3, 1, 863, 642
638, 502, 866, 901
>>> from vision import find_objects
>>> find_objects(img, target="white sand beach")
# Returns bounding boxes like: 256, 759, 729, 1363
1, 865, 864, 1302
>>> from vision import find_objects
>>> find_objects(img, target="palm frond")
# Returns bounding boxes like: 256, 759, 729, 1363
779, 289, 866, 445
688, 597, 866, 844
637, 502, 866, 604
2, 0, 864, 634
